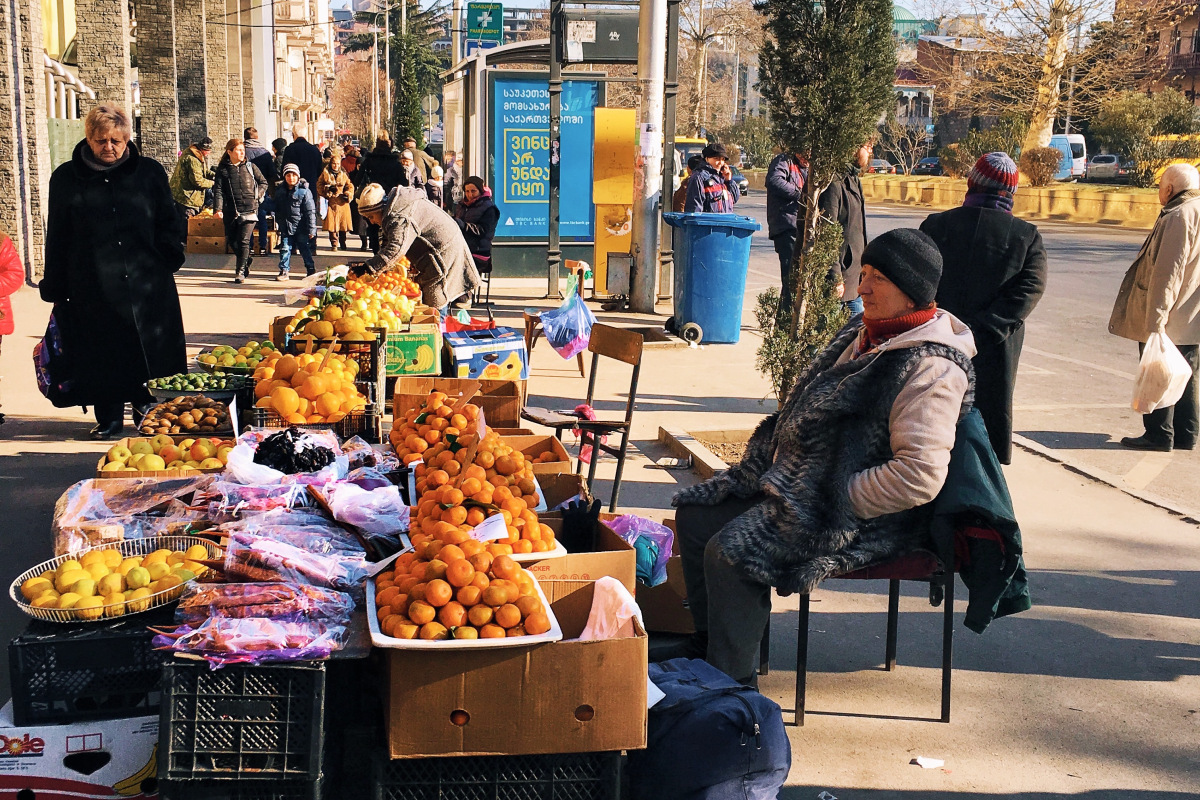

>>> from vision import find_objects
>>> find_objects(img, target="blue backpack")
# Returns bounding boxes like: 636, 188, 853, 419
629, 659, 791, 800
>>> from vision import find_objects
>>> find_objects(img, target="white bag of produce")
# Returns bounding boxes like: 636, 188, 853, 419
1132, 331, 1192, 414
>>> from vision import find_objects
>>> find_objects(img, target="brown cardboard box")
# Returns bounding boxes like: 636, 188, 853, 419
187, 236, 228, 254
632, 517, 695, 634
392, 377, 524, 428
188, 214, 225, 237
269, 315, 292, 348
384, 579, 647, 759
523, 518, 635, 593
501, 434, 571, 474
490, 427, 534, 437
535, 472, 588, 509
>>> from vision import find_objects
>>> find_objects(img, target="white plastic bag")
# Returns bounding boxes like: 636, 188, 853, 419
578, 576, 643, 641
1132, 332, 1192, 414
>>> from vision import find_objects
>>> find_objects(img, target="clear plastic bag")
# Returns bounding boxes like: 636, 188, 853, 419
1133, 331, 1193, 414
539, 283, 595, 360
175, 582, 354, 625
225, 429, 347, 485
153, 617, 346, 666
224, 532, 368, 601
605, 514, 675, 587
324, 481, 409, 538
52, 476, 216, 554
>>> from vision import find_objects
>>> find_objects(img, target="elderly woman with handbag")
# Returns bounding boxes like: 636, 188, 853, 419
317, 146, 355, 251
40, 104, 186, 439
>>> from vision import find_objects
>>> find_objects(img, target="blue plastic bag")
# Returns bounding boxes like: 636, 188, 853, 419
540, 282, 595, 360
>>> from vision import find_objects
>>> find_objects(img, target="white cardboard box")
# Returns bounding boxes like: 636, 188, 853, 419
0, 700, 159, 798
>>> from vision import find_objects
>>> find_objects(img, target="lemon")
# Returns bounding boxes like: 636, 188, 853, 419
73, 596, 105, 620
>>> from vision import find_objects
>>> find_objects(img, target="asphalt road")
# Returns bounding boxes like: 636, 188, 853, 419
734, 192, 1200, 515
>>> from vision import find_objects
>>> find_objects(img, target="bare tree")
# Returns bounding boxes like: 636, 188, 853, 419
678, 0, 762, 135
878, 116, 931, 174
333, 59, 385, 142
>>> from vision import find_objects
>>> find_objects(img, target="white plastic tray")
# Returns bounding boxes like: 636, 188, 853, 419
511, 539, 566, 562
366, 571, 562, 650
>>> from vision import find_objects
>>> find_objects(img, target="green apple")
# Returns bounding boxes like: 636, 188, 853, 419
106, 445, 132, 462
125, 566, 151, 590
129, 440, 154, 456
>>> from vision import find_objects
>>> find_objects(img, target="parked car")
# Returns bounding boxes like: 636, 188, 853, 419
1087, 154, 1131, 182
729, 166, 749, 195
911, 157, 944, 176
865, 159, 897, 174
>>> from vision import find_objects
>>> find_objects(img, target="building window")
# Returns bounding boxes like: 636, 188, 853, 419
1191, 27, 1200, 55
1171, 28, 1182, 55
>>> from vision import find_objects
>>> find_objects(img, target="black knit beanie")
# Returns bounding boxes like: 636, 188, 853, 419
860, 228, 943, 307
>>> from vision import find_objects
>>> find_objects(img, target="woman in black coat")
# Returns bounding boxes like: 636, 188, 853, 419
920, 152, 1048, 464
213, 137, 268, 283
454, 176, 500, 262
40, 104, 187, 440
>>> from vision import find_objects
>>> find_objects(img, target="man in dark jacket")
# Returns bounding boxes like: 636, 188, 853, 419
920, 152, 1047, 464
819, 140, 871, 315
359, 135, 404, 252
243, 127, 278, 186
765, 151, 807, 315
684, 142, 741, 213
282, 123, 324, 192
674, 155, 705, 213
273, 164, 318, 280
402, 136, 437, 183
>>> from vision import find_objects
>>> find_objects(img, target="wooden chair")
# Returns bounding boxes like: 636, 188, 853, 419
521, 323, 644, 511
784, 546, 956, 726
522, 260, 590, 378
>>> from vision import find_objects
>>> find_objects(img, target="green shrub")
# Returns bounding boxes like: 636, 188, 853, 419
1020, 147, 1064, 187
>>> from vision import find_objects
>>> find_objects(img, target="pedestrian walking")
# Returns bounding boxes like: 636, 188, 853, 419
765, 150, 808, 315
242, 126, 278, 187
0, 227, 22, 424
1109, 162, 1200, 452
920, 152, 1047, 464
41, 104, 186, 440
670, 229, 976, 683
317, 146, 355, 251
359, 133, 404, 253
819, 140, 871, 315
684, 142, 741, 213
169, 135, 214, 243
274, 163, 317, 281
402, 136, 437, 183
399, 150, 425, 191
427, 165, 445, 208
282, 123, 324, 195
213, 138, 269, 284
271, 138, 288, 187
355, 183, 480, 310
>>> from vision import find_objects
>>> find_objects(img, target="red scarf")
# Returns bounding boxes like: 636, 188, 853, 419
859, 306, 938, 350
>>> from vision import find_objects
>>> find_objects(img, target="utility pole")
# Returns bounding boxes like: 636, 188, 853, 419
372, 26, 379, 135
630, 0, 668, 313
1062, 19, 1083, 134
385, 0, 391, 134
452, 0, 463, 64
547, 0, 563, 298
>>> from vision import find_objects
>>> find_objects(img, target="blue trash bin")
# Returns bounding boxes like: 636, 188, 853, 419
663, 212, 762, 344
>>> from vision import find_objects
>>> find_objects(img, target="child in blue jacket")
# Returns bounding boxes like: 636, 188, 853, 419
274, 163, 317, 280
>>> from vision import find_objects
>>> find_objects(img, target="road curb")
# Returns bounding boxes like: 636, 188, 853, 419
1012, 434, 1200, 525
657, 426, 727, 479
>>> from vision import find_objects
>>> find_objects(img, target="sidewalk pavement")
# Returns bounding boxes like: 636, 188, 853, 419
1, 252, 1197, 797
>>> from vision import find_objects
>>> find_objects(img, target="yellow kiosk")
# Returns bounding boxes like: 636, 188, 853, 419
591, 108, 637, 295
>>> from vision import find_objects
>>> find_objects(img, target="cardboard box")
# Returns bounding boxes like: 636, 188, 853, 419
384, 580, 647, 759
385, 313, 443, 377
0, 701, 159, 798
535, 472, 588, 509
444, 328, 529, 381
632, 517, 695, 635
502, 434, 571, 474
95, 433, 233, 478
269, 315, 292, 348
393, 378, 524, 428
523, 518, 635, 593
187, 214, 225, 237
186, 235, 228, 255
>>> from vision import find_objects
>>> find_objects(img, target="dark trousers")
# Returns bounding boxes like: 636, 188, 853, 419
773, 232, 797, 315
225, 219, 257, 276
176, 203, 199, 246
1140, 341, 1200, 447
94, 389, 155, 428
367, 222, 381, 254
677, 497, 773, 684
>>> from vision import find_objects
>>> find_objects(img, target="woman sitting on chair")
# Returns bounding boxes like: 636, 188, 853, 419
454, 177, 499, 290
670, 229, 977, 685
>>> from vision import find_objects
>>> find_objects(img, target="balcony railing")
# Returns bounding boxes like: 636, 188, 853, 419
1167, 52, 1200, 73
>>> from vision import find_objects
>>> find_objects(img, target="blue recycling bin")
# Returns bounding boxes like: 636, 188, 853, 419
663, 212, 762, 344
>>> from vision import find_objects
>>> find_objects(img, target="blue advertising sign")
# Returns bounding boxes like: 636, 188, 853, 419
490, 75, 600, 240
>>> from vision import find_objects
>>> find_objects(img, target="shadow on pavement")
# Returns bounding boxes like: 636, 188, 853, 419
1018, 430, 1121, 450
781, 790, 1200, 800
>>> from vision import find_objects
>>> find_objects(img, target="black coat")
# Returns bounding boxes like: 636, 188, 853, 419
40, 141, 186, 404
360, 148, 404, 193
282, 137, 324, 190
920, 206, 1048, 464
273, 180, 318, 237
454, 195, 500, 257
213, 158, 267, 217
765, 153, 806, 239
818, 169, 867, 302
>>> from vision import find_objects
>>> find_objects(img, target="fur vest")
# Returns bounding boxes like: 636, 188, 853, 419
678, 320, 975, 595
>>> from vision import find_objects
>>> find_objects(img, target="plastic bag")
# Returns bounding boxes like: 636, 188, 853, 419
225, 429, 346, 485
52, 476, 216, 554
606, 514, 675, 587
579, 576, 643, 641
201, 481, 313, 518
324, 480, 410, 539
175, 582, 354, 625
1132, 331, 1192, 413
224, 532, 368, 601
540, 283, 595, 360
341, 437, 401, 472
153, 617, 346, 667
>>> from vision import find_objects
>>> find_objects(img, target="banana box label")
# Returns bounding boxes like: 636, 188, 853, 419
385, 320, 443, 377
0, 701, 158, 798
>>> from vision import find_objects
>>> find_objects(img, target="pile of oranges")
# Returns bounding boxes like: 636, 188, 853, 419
347, 267, 420, 299
251, 349, 368, 424
373, 549, 553, 641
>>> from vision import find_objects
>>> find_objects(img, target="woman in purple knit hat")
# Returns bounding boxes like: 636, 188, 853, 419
919, 151, 1048, 464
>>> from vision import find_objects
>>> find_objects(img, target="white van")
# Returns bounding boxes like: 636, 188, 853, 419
1049, 133, 1087, 181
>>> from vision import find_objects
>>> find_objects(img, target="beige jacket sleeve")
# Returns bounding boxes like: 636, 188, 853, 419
1148, 209, 1199, 333
847, 355, 968, 519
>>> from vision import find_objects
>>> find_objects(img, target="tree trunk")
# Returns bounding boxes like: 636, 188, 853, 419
691, 41, 707, 135
1021, 0, 1073, 152
789, 174, 824, 338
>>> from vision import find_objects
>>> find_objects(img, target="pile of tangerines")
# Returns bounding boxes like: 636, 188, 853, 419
374, 549, 552, 641
251, 349, 369, 424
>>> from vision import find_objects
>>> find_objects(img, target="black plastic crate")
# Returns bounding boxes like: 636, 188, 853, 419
9, 607, 174, 725
159, 778, 321, 800
373, 751, 622, 800
285, 328, 387, 405
243, 404, 383, 444
160, 660, 325, 782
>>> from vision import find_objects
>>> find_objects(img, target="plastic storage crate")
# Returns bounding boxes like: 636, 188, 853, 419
159, 779, 321, 800
243, 404, 383, 444
9, 608, 172, 725
372, 751, 621, 800
160, 660, 325, 782
285, 328, 387, 405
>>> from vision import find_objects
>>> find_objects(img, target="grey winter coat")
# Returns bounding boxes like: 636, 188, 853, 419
364, 186, 481, 308
673, 311, 976, 595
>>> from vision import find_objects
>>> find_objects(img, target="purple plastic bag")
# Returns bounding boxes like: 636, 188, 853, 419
605, 514, 674, 586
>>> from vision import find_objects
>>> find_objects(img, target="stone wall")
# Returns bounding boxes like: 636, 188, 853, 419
75, 0, 132, 111
137, 0, 181, 166
175, 0, 209, 146
204, 0, 229, 145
